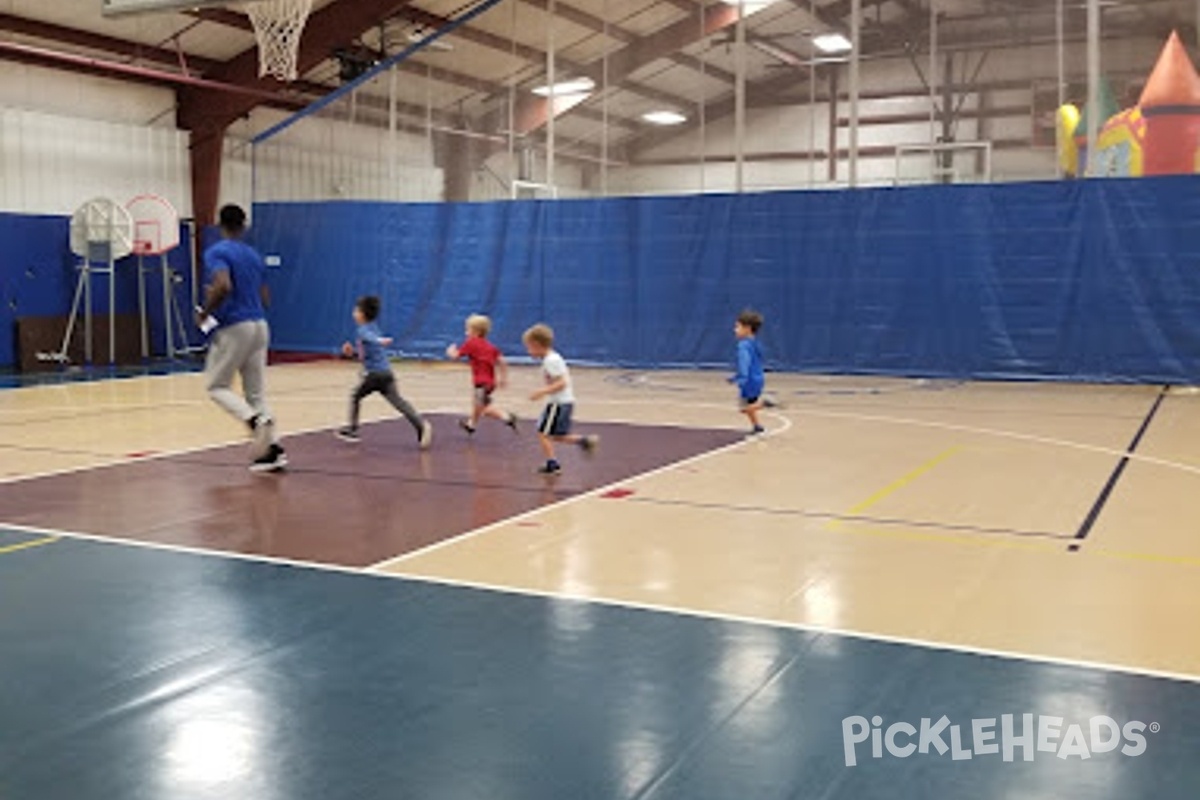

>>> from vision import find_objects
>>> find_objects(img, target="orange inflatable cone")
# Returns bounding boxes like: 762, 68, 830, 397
1139, 31, 1200, 175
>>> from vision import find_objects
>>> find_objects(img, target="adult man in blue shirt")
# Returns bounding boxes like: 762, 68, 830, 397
198, 204, 286, 472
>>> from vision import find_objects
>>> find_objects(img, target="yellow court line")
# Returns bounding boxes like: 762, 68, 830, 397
843, 446, 963, 517
0, 536, 59, 556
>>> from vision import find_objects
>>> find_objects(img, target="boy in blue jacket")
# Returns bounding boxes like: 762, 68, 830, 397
731, 309, 768, 435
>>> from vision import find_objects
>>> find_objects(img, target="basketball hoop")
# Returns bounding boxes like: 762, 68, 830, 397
244, 0, 313, 82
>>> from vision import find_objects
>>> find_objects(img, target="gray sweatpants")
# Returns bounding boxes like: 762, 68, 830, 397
205, 320, 276, 440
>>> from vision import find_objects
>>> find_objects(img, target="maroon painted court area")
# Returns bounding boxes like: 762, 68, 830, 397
0, 415, 741, 567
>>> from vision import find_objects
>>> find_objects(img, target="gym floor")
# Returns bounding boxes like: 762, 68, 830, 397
2, 362, 1198, 798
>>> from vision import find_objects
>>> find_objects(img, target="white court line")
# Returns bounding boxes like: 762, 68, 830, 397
799, 407, 1200, 477
0, 521, 372, 578
6, 520, 1198, 687
366, 409, 792, 571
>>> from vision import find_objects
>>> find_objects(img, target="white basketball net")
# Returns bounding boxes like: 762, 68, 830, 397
244, 0, 314, 82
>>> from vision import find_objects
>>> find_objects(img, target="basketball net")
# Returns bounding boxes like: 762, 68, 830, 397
244, 0, 314, 82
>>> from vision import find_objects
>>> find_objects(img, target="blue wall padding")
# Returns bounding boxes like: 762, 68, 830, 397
250, 177, 1200, 383
0, 213, 199, 368
251, 177, 1200, 383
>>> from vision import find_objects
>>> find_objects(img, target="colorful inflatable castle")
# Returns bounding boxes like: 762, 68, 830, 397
1059, 31, 1200, 178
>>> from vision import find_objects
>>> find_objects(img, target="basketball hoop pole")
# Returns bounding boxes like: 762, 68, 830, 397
63, 199, 134, 366
136, 251, 180, 360
137, 251, 149, 359
59, 251, 119, 365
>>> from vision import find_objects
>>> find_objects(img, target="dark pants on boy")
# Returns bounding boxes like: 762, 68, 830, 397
350, 371, 423, 433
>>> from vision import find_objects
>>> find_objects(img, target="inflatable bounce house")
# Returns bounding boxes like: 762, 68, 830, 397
1058, 31, 1200, 177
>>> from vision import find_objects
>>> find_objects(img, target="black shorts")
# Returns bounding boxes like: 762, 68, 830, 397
537, 402, 574, 437
473, 384, 494, 407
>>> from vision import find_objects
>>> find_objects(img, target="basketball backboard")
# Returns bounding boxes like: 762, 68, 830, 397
102, 0, 258, 17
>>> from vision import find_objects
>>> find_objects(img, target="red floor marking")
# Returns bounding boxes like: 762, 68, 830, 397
516, 521, 542, 528
600, 488, 635, 499
125, 451, 159, 459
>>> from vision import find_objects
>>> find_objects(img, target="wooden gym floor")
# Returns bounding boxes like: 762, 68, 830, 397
1, 362, 1198, 797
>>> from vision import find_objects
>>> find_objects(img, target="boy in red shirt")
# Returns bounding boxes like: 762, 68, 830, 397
446, 314, 518, 434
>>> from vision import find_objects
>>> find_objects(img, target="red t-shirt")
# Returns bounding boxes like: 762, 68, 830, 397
458, 337, 501, 388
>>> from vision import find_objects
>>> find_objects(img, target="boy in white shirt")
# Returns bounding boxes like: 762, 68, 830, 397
523, 323, 598, 474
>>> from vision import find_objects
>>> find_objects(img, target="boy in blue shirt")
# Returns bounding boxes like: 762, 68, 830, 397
198, 204, 286, 472
731, 309, 768, 435
336, 295, 432, 449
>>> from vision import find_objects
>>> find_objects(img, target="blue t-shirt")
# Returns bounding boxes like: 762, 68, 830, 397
735, 337, 765, 399
203, 239, 266, 328
357, 323, 391, 373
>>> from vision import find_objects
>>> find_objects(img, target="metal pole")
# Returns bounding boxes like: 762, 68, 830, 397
735, 0, 746, 193
809, 51, 816, 188
700, 0, 707, 193
546, 0, 556, 189
930, 0, 938, 182
849, 0, 861, 187
508, 0, 516, 190
808, 0, 816, 188
388, 65, 398, 198
138, 255, 148, 359
1086, 0, 1100, 176
108, 258, 115, 364
162, 255, 175, 358
602, 0, 609, 197
1056, 0, 1065, 178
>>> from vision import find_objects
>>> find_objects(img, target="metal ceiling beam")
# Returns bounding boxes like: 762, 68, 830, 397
190, 2, 656, 130
0, 12, 224, 74
511, 2, 744, 135
518, 0, 736, 84
386, 6, 705, 117
0, 38, 304, 107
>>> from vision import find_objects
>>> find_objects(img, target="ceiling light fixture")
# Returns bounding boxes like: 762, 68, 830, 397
531, 78, 596, 97
642, 110, 688, 125
812, 33, 853, 53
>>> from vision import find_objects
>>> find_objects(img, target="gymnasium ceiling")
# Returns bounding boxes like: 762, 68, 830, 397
0, 0, 1191, 164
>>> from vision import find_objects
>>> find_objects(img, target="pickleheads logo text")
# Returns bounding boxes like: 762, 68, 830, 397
841, 714, 1158, 767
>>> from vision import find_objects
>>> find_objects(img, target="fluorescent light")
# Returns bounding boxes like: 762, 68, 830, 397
719, 0, 780, 9
642, 110, 687, 126
812, 33, 853, 53
531, 78, 595, 97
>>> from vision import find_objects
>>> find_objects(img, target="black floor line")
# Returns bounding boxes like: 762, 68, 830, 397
627, 495, 1071, 541
1072, 385, 1169, 548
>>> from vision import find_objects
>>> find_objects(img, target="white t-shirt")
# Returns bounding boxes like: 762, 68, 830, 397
541, 350, 575, 404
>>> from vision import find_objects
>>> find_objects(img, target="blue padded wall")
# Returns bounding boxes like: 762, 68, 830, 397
251, 176, 1200, 383
0, 212, 198, 369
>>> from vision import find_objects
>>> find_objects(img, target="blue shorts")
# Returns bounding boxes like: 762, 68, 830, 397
538, 402, 574, 437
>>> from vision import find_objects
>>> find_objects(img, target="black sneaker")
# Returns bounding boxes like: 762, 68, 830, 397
762, 395, 781, 409
459, 419, 476, 435
250, 443, 288, 473
335, 427, 361, 443
506, 413, 519, 433
748, 425, 766, 437
537, 460, 562, 475
579, 435, 599, 454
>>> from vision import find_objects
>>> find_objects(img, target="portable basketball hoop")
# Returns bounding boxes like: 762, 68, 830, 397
60, 198, 135, 365
244, 0, 314, 82
128, 195, 190, 360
